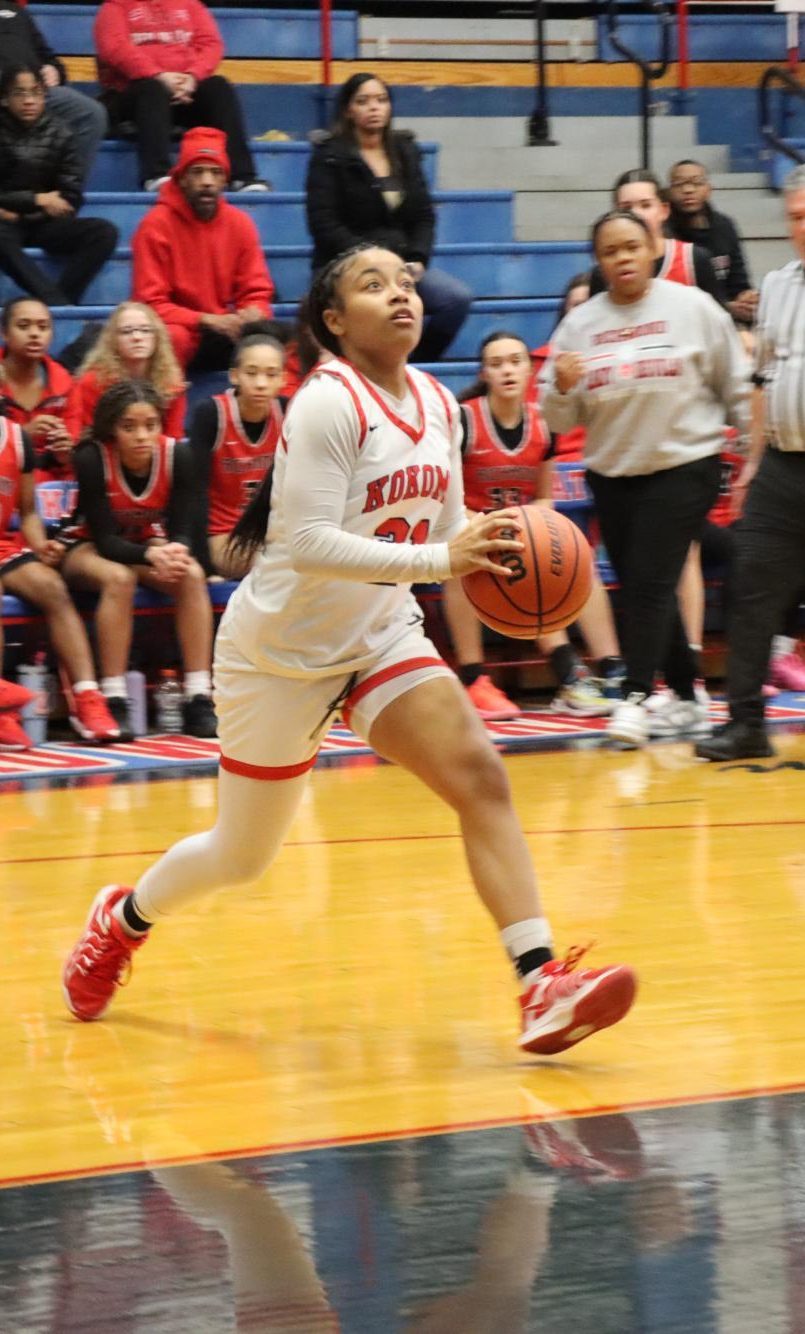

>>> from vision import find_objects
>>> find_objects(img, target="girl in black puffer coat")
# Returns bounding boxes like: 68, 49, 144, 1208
305, 72, 471, 361
0, 64, 118, 306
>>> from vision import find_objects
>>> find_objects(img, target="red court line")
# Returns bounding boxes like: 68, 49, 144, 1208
3, 816, 805, 866
4, 1076, 805, 1190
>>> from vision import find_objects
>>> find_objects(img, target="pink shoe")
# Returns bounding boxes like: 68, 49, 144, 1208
62, 885, 147, 1020
0, 711, 32, 750
768, 650, 805, 692
519, 946, 637, 1055
466, 674, 519, 721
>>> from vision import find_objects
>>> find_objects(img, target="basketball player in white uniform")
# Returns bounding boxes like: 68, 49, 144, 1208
63, 245, 636, 1056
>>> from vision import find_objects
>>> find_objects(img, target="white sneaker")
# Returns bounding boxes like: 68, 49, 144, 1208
143, 175, 170, 191
647, 694, 711, 738
606, 693, 649, 748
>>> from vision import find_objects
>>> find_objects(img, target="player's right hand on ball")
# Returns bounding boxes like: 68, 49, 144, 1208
448, 508, 524, 578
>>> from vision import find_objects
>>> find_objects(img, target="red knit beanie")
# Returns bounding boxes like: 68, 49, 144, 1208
172, 127, 230, 180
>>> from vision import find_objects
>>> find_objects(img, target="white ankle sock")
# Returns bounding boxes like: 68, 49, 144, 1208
500, 918, 553, 964
184, 670, 211, 700
101, 676, 127, 698
73, 680, 98, 695
772, 635, 795, 660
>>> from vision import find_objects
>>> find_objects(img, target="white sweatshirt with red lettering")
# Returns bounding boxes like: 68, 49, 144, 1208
540, 279, 750, 477
220, 359, 467, 677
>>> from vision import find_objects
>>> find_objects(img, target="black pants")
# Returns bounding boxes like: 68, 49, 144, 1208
727, 448, 805, 724
104, 75, 256, 184
587, 455, 721, 699
0, 215, 118, 305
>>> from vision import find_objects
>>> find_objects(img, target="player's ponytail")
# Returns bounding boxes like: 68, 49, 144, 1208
226, 462, 274, 563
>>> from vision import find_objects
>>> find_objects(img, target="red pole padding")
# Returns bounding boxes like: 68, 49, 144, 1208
676, 0, 689, 92
321, 0, 333, 88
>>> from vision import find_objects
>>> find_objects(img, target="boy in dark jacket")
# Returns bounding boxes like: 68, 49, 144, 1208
668, 159, 758, 325
0, 65, 118, 305
0, 0, 107, 182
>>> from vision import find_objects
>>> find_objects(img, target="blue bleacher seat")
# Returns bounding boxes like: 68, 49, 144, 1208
28, 6, 359, 61
76, 191, 514, 247
88, 141, 438, 194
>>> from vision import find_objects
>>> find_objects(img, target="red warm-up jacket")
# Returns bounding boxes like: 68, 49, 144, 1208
94, 0, 224, 93
131, 179, 274, 333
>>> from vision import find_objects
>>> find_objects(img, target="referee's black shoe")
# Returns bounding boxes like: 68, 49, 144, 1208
695, 720, 774, 762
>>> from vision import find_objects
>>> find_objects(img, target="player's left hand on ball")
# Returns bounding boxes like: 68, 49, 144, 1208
448, 508, 523, 578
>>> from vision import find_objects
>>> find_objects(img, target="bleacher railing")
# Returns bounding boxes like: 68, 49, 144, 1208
759, 64, 805, 172
606, 0, 673, 170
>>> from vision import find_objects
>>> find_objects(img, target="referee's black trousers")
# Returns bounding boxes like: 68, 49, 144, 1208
727, 448, 805, 724
587, 455, 721, 700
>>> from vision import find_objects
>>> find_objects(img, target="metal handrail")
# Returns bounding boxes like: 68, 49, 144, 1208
607, 0, 674, 170
759, 65, 805, 169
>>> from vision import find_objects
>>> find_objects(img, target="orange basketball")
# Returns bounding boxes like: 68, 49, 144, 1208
461, 505, 593, 638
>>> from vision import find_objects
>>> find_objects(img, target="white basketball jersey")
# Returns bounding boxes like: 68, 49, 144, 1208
220, 359, 466, 676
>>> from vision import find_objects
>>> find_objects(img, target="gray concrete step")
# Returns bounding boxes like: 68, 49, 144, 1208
515, 187, 785, 241
436, 143, 729, 193
398, 114, 704, 152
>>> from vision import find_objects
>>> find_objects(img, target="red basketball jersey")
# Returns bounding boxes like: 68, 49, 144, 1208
708, 448, 744, 527
207, 390, 283, 535
100, 436, 174, 544
658, 238, 696, 287
0, 419, 29, 564
461, 397, 551, 512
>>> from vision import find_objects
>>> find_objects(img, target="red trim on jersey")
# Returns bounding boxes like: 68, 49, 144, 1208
341, 655, 448, 728
344, 360, 426, 445
421, 371, 454, 433
315, 367, 369, 448
659, 238, 696, 287
220, 752, 319, 781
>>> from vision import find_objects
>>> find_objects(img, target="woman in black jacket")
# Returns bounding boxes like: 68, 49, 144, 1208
0, 65, 118, 306
305, 72, 471, 361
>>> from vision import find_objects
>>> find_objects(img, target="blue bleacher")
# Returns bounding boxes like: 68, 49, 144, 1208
0, 241, 589, 307
87, 141, 438, 194
76, 190, 514, 247
28, 5, 359, 60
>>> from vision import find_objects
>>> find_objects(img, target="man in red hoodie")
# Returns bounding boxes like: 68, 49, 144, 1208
94, 0, 267, 191
131, 127, 274, 371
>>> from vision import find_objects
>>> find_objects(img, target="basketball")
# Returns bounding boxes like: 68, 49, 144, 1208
461, 504, 593, 638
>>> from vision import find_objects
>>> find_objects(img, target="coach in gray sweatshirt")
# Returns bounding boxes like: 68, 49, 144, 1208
541, 208, 750, 748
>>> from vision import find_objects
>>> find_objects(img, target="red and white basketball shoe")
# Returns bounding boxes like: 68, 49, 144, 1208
62, 885, 147, 1021
519, 946, 637, 1055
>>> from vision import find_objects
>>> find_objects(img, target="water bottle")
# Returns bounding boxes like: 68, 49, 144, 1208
125, 670, 147, 737
17, 653, 50, 746
154, 669, 184, 735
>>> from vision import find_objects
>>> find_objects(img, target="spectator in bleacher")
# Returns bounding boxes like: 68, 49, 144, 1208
188, 331, 285, 579
0, 296, 73, 478
0, 65, 118, 308
0, 0, 107, 184
589, 169, 721, 302
668, 160, 758, 326
132, 127, 274, 373
305, 72, 471, 361
443, 329, 623, 722
0, 414, 120, 749
60, 380, 215, 741
542, 209, 750, 749
529, 271, 590, 461
66, 302, 186, 443
93, 0, 268, 192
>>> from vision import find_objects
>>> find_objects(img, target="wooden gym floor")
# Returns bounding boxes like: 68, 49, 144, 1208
2, 723, 805, 1330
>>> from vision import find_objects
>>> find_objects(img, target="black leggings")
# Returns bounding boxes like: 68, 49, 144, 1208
587, 455, 721, 700
104, 75, 256, 184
